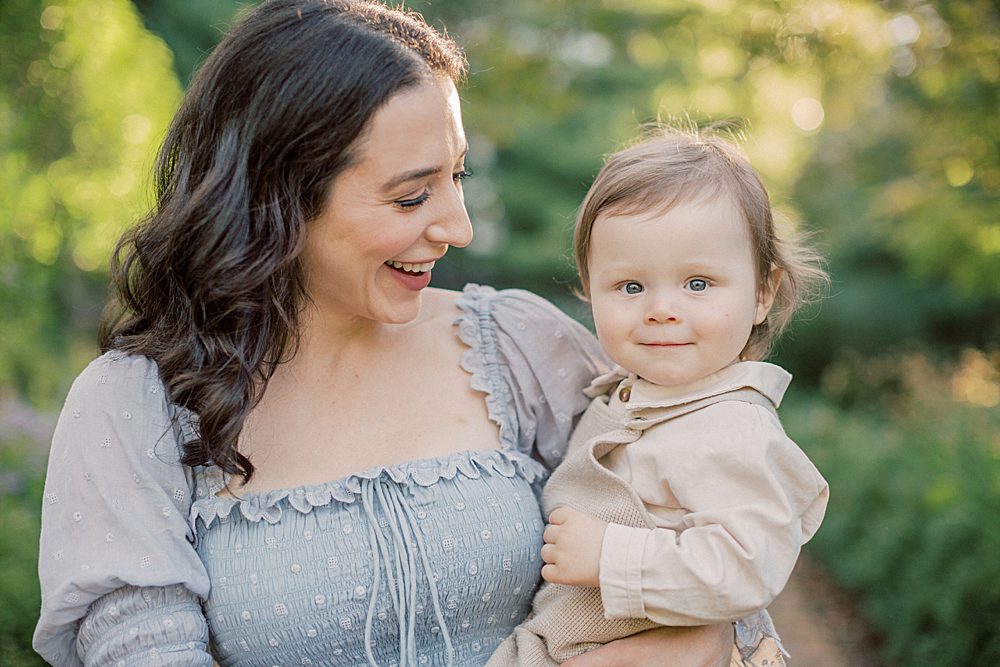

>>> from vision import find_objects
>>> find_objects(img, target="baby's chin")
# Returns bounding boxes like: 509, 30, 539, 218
634, 363, 738, 389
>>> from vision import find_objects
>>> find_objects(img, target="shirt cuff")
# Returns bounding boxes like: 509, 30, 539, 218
599, 523, 649, 619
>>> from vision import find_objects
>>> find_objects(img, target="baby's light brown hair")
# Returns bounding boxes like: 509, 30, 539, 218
574, 127, 828, 360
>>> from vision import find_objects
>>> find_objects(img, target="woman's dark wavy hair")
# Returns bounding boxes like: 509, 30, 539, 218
100, 0, 467, 483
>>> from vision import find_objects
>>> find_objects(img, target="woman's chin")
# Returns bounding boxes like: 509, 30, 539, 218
376, 291, 426, 326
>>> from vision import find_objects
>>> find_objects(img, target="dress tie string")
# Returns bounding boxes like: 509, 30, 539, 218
360, 476, 455, 667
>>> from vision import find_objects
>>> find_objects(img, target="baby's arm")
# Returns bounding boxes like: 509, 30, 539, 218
599, 404, 828, 626
538, 516, 737, 667
563, 624, 734, 667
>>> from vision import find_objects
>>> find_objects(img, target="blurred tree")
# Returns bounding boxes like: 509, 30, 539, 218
0, 0, 181, 404
130, 0, 244, 85
804, 1, 999, 297
787, 0, 999, 376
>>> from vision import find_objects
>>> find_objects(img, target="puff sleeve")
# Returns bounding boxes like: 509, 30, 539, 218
455, 284, 609, 471
33, 353, 213, 666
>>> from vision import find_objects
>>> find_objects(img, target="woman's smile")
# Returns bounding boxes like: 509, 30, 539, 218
384, 259, 438, 274
383, 258, 437, 290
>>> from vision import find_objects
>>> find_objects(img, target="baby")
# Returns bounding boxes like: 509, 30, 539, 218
489, 129, 829, 666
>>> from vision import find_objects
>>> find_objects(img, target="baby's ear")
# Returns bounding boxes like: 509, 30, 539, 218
754, 264, 783, 325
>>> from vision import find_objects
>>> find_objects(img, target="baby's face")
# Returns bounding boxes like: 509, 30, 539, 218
587, 195, 774, 388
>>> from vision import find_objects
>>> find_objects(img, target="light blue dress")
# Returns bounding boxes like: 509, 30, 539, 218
33, 285, 609, 666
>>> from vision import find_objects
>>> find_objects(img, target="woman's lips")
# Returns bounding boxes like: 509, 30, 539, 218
384, 259, 436, 290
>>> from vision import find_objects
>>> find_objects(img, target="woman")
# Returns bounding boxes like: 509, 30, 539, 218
33, 1, 764, 664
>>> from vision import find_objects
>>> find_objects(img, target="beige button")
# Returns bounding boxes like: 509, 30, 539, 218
618, 386, 631, 402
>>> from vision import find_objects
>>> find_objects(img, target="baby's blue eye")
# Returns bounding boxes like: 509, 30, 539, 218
687, 278, 709, 292
619, 281, 644, 295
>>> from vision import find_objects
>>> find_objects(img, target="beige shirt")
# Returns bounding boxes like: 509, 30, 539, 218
487, 361, 827, 665
595, 361, 829, 624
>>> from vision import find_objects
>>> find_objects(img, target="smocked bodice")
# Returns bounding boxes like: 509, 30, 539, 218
193, 450, 547, 666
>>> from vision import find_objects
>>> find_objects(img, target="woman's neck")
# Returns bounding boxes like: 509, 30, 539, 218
285, 287, 451, 373
292, 306, 385, 367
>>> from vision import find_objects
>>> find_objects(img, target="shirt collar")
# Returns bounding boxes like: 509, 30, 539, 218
587, 361, 792, 410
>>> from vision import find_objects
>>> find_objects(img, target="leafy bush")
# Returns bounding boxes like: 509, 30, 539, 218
0, 433, 48, 666
784, 348, 1000, 665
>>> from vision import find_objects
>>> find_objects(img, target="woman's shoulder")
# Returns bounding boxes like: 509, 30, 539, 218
451, 282, 568, 313
64, 350, 166, 407
450, 282, 605, 359
428, 284, 606, 468
61, 350, 177, 438
74, 349, 161, 382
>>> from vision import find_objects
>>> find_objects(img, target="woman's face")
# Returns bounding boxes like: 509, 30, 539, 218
300, 77, 472, 327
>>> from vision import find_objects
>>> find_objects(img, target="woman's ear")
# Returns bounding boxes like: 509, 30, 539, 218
754, 265, 783, 325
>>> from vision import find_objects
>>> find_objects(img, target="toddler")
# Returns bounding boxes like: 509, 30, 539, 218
489, 129, 829, 666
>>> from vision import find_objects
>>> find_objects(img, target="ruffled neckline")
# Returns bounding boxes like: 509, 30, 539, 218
190, 447, 547, 529
190, 284, 539, 530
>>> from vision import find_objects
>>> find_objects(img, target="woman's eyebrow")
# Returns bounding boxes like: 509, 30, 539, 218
381, 166, 441, 192
380, 145, 469, 192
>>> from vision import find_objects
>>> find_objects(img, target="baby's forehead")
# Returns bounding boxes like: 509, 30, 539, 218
601, 180, 738, 220
591, 197, 759, 268
597, 189, 749, 234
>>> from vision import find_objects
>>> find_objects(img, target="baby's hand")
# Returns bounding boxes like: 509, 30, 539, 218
540, 507, 607, 587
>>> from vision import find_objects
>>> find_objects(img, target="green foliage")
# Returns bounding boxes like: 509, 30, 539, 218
0, 434, 47, 666
784, 349, 1000, 665
787, 1, 1000, 376
0, 0, 182, 405
130, 0, 245, 85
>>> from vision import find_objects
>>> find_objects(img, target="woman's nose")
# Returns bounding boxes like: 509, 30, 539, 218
426, 184, 473, 248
